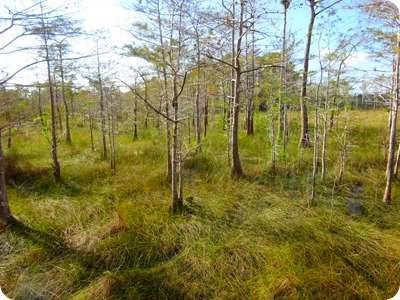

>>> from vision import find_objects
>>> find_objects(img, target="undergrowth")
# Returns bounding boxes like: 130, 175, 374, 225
0, 109, 399, 299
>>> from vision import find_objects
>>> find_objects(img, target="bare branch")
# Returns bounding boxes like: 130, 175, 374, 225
315, 0, 342, 16
118, 77, 177, 124
205, 52, 235, 68
0, 60, 46, 85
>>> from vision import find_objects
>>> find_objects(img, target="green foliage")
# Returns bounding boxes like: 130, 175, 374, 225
0, 109, 399, 299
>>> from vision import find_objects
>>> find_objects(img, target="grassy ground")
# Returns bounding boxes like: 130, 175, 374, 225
0, 108, 399, 299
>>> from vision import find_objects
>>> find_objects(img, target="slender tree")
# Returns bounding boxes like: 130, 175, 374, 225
383, 23, 400, 204
133, 77, 139, 140
0, 128, 12, 221
124, 0, 175, 180
95, 39, 108, 161
279, 0, 290, 146
125, 0, 196, 211
299, 0, 342, 148
35, 2, 61, 181
208, 0, 253, 177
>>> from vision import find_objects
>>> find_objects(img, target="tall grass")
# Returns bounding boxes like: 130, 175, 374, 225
0, 109, 399, 299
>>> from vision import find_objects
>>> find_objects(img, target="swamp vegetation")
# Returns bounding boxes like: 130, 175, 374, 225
0, 108, 399, 299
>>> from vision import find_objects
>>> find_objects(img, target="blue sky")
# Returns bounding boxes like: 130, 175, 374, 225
0, 0, 396, 93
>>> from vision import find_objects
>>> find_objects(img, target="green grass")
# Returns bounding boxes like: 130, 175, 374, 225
0, 109, 399, 299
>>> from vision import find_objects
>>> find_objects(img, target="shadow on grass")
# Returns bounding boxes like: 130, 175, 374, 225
4, 217, 185, 299
6, 217, 107, 271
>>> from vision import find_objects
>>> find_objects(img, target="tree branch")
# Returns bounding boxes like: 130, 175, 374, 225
315, 0, 342, 16
118, 77, 177, 124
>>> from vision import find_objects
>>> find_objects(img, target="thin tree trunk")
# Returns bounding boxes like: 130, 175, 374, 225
195, 31, 202, 151
299, 0, 316, 148
278, 5, 288, 140
155, 0, 172, 181
59, 48, 72, 144
38, 85, 43, 123
178, 151, 183, 208
270, 114, 277, 173
107, 93, 116, 171
70, 82, 76, 116
133, 79, 138, 140
330, 56, 348, 131
40, 8, 61, 181
321, 72, 330, 180
204, 92, 208, 137
230, 0, 245, 178
245, 16, 255, 136
171, 91, 182, 212
53, 75, 63, 132
89, 114, 94, 152
165, 100, 172, 182
383, 25, 400, 204
281, 1, 289, 150
394, 143, 400, 177
96, 43, 107, 161
311, 90, 319, 203
0, 129, 12, 221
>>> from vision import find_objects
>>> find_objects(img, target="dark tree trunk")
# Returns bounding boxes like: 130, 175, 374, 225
133, 81, 138, 140
171, 80, 182, 212
96, 46, 107, 161
230, 0, 245, 178
204, 94, 208, 137
45, 43, 61, 181
299, 0, 316, 148
0, 130, 12, 221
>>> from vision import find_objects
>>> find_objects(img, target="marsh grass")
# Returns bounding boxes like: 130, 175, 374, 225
0, 109, 399, 299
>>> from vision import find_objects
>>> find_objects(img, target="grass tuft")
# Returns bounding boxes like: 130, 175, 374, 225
0, 109, 399, 299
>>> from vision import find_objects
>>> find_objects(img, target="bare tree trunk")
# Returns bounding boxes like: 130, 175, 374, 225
270, 114, 277, 173
155, 0, 172, 181
89, 114, 94, 152
330, 52, 351, 131
165, 100, 172, 182
195, 30, 202, 151
394, 143, 400, 177
299, 0, 316, 148
178, 150, 183, 206
188, 90, 192, 144
96, 42, 107, 161
7, 128, 12, 148
321, 73, 330, 180
280, 1, 289, 149
59, 47, 72, 144
0, 129, 12, 221
171, 91, 182, 212
311, 90, 319, 203
245, 16, 255, 136
53, 75, 63, 132
133, 79, 138, 140
40, 7, 61, 181
204, 91, 208, 137
230, 0, 245, 178
383, 26, 400, 204
106, 92, 116, 171
37, 84, 44, 124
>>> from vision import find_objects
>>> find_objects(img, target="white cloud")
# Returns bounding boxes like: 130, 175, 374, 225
346, 52, 369, 67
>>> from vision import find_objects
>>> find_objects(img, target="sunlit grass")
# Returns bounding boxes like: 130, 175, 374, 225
0, 109, 399, 299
